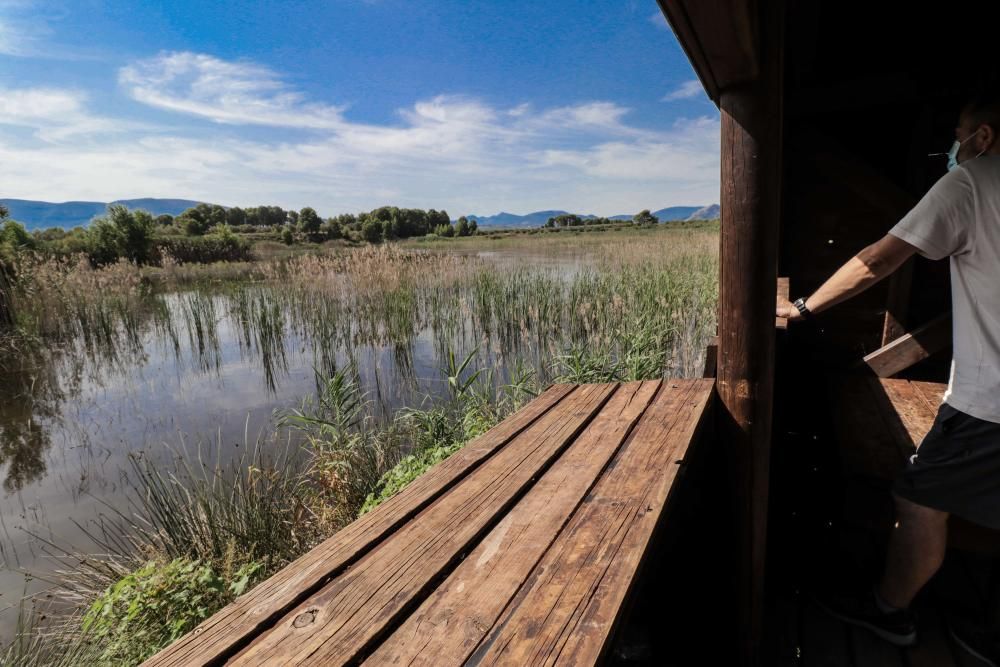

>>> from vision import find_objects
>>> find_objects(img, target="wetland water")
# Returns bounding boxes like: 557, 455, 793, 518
0, 236, 717, 634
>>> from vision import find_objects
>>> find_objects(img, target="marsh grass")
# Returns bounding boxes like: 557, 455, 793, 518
0, 226, 718, 665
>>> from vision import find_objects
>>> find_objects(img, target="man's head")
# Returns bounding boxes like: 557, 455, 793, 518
955, 89, 1000, 163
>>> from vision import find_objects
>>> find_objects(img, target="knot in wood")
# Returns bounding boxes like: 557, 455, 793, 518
293, 608, 319, 628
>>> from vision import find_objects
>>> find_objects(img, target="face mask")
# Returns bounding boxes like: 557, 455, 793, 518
947, 128, 986, 171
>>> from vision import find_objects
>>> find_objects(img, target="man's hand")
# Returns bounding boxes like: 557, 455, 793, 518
776, 297, 803, 322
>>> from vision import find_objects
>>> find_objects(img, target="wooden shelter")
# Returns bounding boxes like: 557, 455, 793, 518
658, 0, 1000, 664
145, 2, 1000, 665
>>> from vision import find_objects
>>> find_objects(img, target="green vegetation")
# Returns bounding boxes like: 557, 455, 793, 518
0, 224, 718, 666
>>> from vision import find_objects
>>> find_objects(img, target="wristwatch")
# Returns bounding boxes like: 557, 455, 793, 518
792, 297, 813, 320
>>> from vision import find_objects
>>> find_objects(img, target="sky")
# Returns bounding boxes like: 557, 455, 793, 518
0, 0, 720, 217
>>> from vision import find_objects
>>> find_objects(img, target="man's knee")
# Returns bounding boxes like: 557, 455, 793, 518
891, 492, 950, 526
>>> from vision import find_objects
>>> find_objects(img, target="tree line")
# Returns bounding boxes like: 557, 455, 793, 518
543, 209, 662, 228
0, 202, 481, 269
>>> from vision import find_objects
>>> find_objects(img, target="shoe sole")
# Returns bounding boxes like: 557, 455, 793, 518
948, 624, 999, 667
812, 596, 918, 647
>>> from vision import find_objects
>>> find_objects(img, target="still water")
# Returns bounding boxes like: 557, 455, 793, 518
0, 244, 715, 635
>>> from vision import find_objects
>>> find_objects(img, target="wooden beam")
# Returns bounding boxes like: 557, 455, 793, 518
776, 276, 789, 330
656, 0, 759, 103
716, 1, 784, 663
703, 335, 719, 378
863, 313, 951, 377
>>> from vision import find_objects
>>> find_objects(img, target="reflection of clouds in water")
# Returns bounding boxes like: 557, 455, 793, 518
0, 240, 718, 638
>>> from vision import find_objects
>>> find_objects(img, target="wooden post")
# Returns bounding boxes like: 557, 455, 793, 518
716, 2, 783, 664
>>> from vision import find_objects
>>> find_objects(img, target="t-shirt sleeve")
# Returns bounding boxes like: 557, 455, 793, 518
887, 167, 975, 260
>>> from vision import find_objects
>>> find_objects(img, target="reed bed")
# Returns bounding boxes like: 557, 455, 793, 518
0, 227, 718, 665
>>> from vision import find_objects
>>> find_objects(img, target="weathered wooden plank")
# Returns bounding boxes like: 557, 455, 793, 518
143, 383, 577, 667
862, 313, 951, 378
776, 276, 790, 330
470, 378, 715, 666
229, 383, 619, 666
873, 378, 934, 453
911, 380, 946, 414
364, 380, 665, 666
873, 378, 937, 456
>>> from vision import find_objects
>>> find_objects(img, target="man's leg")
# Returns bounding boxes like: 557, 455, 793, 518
877, 492, 950, 609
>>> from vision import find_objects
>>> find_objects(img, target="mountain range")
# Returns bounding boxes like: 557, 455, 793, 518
1, 198, 204, 230
1, 198, 720, 230
465, 205, 719, 228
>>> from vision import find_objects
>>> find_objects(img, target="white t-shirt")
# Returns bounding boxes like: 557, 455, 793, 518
888, 155, 1000, 424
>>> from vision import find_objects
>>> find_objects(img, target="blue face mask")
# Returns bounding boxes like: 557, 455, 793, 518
947, 128, 986, 171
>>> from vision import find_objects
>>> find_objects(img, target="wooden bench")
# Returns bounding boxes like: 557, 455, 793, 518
144, 379, 715, 666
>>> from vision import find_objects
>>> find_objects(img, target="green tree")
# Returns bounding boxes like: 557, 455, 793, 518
455, 216, 470, 237
280, 226, 294, 245
433, 222, 455, 238
1, 219, 34, 249
155, 214, 174, 226
298, 207, 323, 240
361, 219, 384, 243
226, 207, 247, 227
177, 204, 226, 236
87, 204, 156, 265
632, 209, 659, 226
322, 218, 343, 240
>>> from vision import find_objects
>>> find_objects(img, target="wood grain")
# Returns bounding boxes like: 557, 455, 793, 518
228, 383, 619, 666
363, 380, 663, 666
862, 313, 951, 378
143, 383, 577, 667
471, 379, 715, 666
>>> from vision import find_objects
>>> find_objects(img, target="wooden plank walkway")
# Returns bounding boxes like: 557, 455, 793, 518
145, 378, 715, 666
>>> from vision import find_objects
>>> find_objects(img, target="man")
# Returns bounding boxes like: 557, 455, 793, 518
777, 91, 1000, 665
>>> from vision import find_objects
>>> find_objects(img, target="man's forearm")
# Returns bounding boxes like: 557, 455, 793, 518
804, 244, 907, 315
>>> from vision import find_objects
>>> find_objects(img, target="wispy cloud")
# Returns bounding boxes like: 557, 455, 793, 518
0, 87, 132, 140
662, 79, 705, 102
1, 51, 720, 215
119, 52, 348, 129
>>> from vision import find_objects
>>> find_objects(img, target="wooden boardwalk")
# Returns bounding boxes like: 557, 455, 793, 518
145, 378, 715, 666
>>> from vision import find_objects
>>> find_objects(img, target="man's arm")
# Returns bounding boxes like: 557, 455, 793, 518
776, 233, 921, 321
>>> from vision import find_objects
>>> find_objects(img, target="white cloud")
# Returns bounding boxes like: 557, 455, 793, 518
1, 52, 720, 216
0, 87, 128, 140
0, 0, 58, 57
119, 52, 347, 129
662, 79, 705, 102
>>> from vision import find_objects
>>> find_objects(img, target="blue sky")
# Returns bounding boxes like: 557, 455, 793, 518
0, 0, 720, 217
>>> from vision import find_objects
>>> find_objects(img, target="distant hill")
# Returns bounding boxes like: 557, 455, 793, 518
684, 204, 720, 220
465, 210, 577, 228
464, 205, 719, 228
1, 198, 205, 230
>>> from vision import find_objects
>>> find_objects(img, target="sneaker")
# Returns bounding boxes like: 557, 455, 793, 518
812, 586, 918, 647
949, 620, 1000, 666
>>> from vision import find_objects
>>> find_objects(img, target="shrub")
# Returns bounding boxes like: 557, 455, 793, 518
87, 205, 156, 266
154, 234, 253, 264
361, 219, 384, 243
280, 226, 294, 245
81, 558, 263, 665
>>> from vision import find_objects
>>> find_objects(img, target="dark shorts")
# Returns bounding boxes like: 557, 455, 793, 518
893, 401, 1000, 530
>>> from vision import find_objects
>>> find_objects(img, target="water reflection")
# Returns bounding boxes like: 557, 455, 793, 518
0, 242, 719, 639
